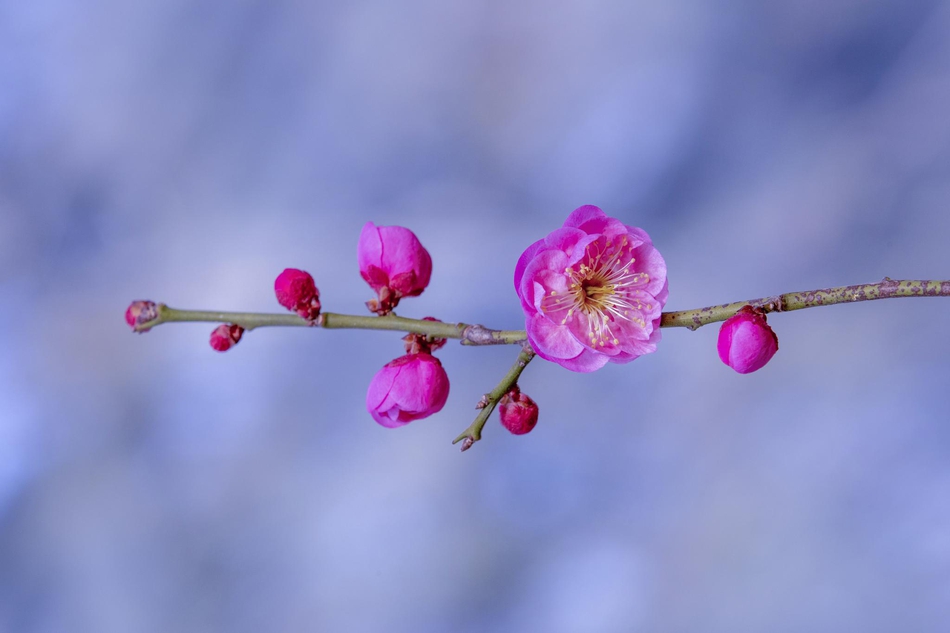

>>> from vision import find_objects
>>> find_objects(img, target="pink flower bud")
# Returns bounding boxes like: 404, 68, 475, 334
274, 268, 321, 320
366, 353, 449, 428
498, 387, 539, 435
358, 222, 432, 315
209, 324, 244, 352
125, 300, 158, 332
717, 305, 779, 374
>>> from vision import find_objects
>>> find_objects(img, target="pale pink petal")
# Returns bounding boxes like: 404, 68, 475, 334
555, 348, 610, 373
526, 312, 584, 360
514, 238, 545, 291
564, 311, 623, 357
564, 233, 602, 268
543, 227, 589, 258
631, 242, 668, 297
563, 205, 607, 231
519, 249, 569, 314
623, 225, 652, 250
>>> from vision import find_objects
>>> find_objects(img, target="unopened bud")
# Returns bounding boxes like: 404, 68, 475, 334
498, 386, 539, 435
358, 222, 432, 315
209, 324, 244, 352
366, 353, 449, 427
274, 268, 321, 321
717, 305, 779, 374
125, 300, 158, 332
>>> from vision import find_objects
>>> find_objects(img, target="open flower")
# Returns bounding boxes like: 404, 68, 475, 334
366, 353, 449, 428
514, 205, 668, 372
717, 305, 778, 373
358, 222, 432, 314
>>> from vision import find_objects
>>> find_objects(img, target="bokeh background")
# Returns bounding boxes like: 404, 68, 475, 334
2, 1, 950, 631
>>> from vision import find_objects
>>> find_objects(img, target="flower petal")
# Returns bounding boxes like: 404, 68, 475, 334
519, 248, 570, 315
514, 238, 545, 292
554, 348, 610, 373
526, 312, 584, 360
357, 222, 383, 271
563, 205, 606, 230
543, 226, 588, 258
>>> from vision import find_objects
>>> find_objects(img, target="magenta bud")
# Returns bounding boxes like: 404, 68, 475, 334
366, 353, 449, 428
717, 305, 779, 374
125, 300, 158, 332
209, 324, 244, 352
358, 222, 432, 315
274, 268, 321, 321
498, 387, 539, 435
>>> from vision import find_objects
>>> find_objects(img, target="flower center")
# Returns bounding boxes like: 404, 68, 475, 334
541, 236, 653, 347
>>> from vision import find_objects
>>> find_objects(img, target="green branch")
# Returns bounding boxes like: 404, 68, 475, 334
132, 277, 949, 451
452, 345, 537, 451
139, 304, 527, 346
138, 279, 950, 344
660, 278, 950, 330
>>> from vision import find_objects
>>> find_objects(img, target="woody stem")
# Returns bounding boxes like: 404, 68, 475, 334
452, 345, 537, 451
138, 304, 526, 346
137, 279, 950, 342
660, 278, 950, 330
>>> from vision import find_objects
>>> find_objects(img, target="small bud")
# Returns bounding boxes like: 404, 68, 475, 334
209, 324, 244, 352
402, 316, 448, 354
717, 305, 779, 374
366, 353, 449, 428
274, 268, 321, 320
498, 386, 539, 435
125, 300, 158, 332
358, 222, 432, 315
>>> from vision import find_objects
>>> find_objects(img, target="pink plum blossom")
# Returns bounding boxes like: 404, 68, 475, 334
498, 387, 539, 435
514, 205, 669, 372
358, 222, 432, 315
274, 268, 321, 320
366, 353, 449, 428
717, 305, 779, 373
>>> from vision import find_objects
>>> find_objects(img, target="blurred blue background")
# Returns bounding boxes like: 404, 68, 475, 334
2, 1, 950, 631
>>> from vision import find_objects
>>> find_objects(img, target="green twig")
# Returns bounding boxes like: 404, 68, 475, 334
452, 345, 536, 451
136, 279, 950, 345
661, 278, 950, 330
138, 305, 527, 346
